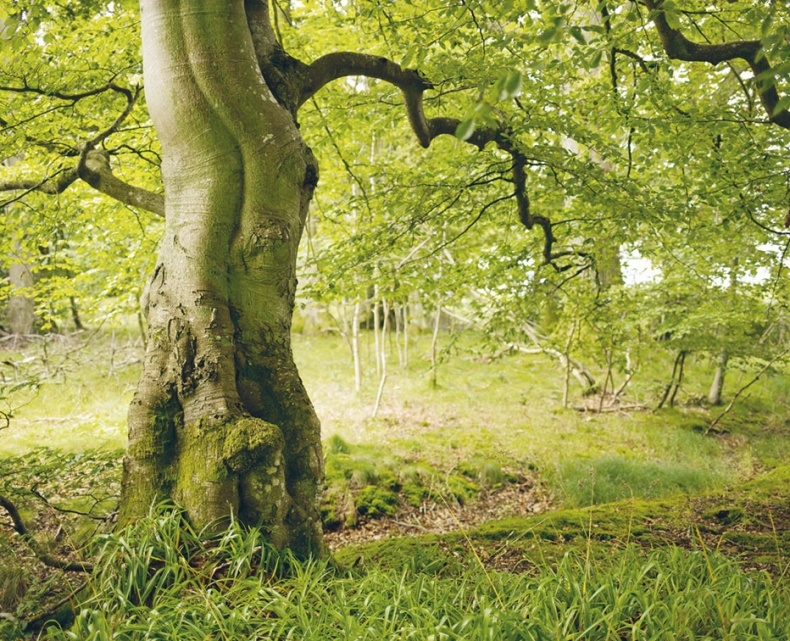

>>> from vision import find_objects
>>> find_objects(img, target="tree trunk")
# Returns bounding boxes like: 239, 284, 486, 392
120, 0, 324, 557
8, 258, 35, 336
708, 350, 728, 406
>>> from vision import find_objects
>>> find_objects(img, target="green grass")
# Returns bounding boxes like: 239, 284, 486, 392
555, 455, 724, 507
3, 326, 790, 639
3, 329, 790, 508
10, 505, 787, 641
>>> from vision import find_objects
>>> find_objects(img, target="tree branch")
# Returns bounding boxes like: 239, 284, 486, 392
1, 85, 164, 216
644, 0, 790, 129
79, 150, 165, 217
299, 52, 434, 146
0, 151, 164, 217
0, 494, 93, 573
298, 52, 589, 270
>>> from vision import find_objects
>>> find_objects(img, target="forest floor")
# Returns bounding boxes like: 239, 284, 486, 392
2, 328, 790, 633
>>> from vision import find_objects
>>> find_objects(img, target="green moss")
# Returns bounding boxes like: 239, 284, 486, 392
222, 416, 284, 473
402, 482, 427, 507
355, 486, 398, 517
444, 473, 480, 504
340, 465, 790, 577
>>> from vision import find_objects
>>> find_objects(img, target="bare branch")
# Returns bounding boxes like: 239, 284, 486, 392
0, 493, 93, 572
644, 0, 790, 129
1, 151, 164, 217
299, 52, 434, 146
79, 149, 165, 217
0, 80, 134, 104
0, 167, 80, 203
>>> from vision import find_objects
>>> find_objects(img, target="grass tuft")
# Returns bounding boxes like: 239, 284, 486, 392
556, 455, 723, 506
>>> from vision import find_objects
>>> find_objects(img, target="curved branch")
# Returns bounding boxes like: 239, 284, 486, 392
0, 494, 93, 573
299, 52, 588, 270
299, 52, 434, 146
1, 86, 164, 216
79, 149, 165, 217
644, 0, 790, 129
1, 151, 164, 217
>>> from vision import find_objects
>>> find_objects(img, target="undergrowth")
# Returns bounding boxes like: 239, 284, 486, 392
8, 506, 787, 641
556, 454, 723, 507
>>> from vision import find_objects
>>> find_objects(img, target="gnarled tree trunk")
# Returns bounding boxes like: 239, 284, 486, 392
119, 0, 324, 556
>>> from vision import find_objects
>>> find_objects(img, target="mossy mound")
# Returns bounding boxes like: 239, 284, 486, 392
335, 464, 790, 578
321, 437, 517, 530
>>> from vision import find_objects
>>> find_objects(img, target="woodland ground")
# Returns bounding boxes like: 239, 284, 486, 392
1, 325, 790, 637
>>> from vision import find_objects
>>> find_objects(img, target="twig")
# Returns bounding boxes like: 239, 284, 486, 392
29, 488, 112, 521
21, 580, 89, 632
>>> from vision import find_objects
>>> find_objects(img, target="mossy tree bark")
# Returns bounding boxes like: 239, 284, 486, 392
119, 0, 324, 556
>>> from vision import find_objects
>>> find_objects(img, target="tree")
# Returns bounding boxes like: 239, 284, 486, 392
3, 0, 789, 557
2, 0, 578, 556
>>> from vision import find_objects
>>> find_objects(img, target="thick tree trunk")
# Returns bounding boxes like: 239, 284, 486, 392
120, 0, 324, 556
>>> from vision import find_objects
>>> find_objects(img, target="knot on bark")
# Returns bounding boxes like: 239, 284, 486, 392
222, 416, 284, 474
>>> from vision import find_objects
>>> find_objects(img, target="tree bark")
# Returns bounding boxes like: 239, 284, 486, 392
119, 0, 324, 556
708, 350, 728, 406
8, 258, 35, 336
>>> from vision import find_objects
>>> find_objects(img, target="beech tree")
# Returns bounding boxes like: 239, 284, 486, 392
1, 0, 575, 556
2, 0, 790, 556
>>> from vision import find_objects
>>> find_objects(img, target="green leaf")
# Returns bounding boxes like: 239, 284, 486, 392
569, 26, 586, 45
537, 26, 558, 44
773, 96, 790, 116
499, 70, 523, 100
455, 118, 476, 142
664, 9, 682, 30
400, 45, 416, 69
761, 12, 774, 38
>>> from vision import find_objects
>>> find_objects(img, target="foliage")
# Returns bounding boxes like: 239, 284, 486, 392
13, 503, 788, 640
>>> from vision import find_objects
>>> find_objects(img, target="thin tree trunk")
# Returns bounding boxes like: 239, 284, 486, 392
395, 302, 404, 367
562, 320, 576, 408
352, 301, 362, 394
656, 349, 685, 410
430, 303, 441, 388
69, 297, 84, 332
403, 304, 409, 367
668, 351, 686, 407
612, 349, 637, 401
372, 298, 389, 417
8, 257, 35, 336
708, 350, 728, 406
373, 287, 381, 378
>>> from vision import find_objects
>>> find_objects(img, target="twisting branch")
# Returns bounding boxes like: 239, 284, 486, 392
0, 494, 93, 572
0, 84, 165, 216
643, 0, 790, 129
298, 52, 589, 271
